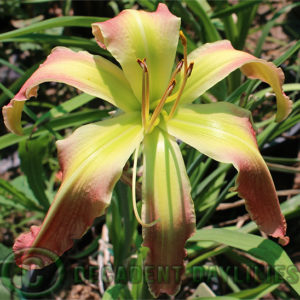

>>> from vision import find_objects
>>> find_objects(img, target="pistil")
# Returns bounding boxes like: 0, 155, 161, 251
132, 143, 159, 227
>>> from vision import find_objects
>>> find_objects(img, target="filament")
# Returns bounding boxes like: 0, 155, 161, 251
146, 80, 176, 133
168, 62, 194, 120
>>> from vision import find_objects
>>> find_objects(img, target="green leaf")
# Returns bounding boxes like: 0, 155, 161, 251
226, 282, 280, 299
0, 244, 11, 262
0, 58, 24, 75
18, 135, 51, 209
0, 63, 39, 107
0, 109, 109, 150
189, 229, 300, 295
102, 284, 132, 300
273, 40, 300, 66
0, 16, 107, 41
131, 247, 150, 300
0, 34, 107, 55
254, 3, 300, 57
137, 0, 156, 11
185, 0, 221, 42
0, 178, 43, 211
106, 180, 137, 271
210, 0, 261, 19
236, 3, 258, 50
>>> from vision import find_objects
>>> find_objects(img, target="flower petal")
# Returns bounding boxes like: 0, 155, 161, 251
3, 47, 139, 135
166, 103, 288, 244
180, 40, 292, 122
92, 3, 180, 103
142, 128, 195, 297
13, 112, 143, 269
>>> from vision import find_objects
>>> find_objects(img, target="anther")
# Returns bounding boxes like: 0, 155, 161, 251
179, 30, 187, 47
137, 58, 150, 128
180, 31, 188, 73
137, 58, 147, 71
187, 62, 194, 77
170, 59, 184, 82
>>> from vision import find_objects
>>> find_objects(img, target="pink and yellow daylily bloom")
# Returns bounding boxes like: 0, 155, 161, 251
3, 3, 292, 297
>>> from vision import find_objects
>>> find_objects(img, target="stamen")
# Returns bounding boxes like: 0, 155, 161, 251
146, 80, 176, 133
168, 62, 194, 120
170, 59, 184, 82
186, 61, 194, 77
180, 31, 188, 73
137, 58, 149, 127
132, 143, 158, 227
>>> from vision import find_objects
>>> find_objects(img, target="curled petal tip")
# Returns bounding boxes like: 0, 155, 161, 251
91, 23, 106, 49
279, 236, 290, 246
2, 100, 25, 135
13, 226, 58, 269
167, 103, 287, 245
2, 46, 138, 135
182, 41, 292, 121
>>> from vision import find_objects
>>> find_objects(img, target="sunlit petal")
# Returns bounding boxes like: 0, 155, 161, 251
92, 3, 180, 103
180, 40, 292, 122
142, 128, 195, 297
13, 112, 143, 268
165, 103, 288, 244
3, 47, 139, 135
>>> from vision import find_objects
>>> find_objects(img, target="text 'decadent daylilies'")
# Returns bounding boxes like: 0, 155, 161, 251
3, 3, 292, 297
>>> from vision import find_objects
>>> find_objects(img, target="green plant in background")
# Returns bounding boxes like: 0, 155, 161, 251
0, 1, 299, 299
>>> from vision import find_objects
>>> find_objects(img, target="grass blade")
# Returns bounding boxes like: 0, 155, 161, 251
189, 228, 300, 295
0, 16, 107, 41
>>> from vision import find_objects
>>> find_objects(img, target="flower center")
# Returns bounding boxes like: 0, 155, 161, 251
137, 31, 194, 134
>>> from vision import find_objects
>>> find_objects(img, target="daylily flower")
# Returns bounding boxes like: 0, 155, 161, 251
3, 3, 291, 297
